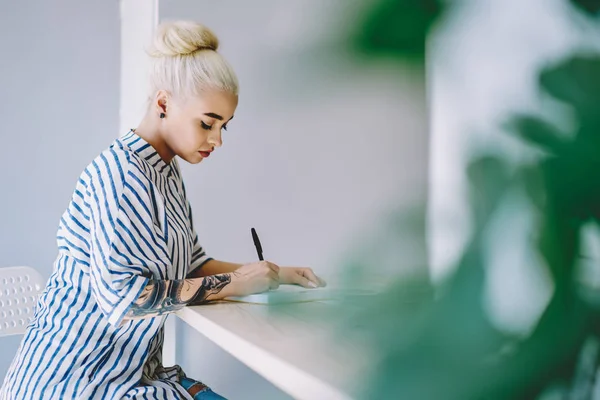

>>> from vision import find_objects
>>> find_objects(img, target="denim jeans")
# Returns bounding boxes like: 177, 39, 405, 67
180, 377, 227, 400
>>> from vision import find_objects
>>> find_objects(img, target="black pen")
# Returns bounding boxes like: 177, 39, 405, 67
251, 228, 264, 261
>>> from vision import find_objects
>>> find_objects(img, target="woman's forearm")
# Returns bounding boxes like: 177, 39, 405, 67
122, 259, 245, 324
122, 274, 235, 324
187, 259, 242, 278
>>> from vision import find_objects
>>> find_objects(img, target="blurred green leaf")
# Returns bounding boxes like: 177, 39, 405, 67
353, 0, 445, 59
539, 56, 600, 123
335, 2, 600, 399
570, 0, 600, 14
509, 56, 600, 224
506, 115, 569, 155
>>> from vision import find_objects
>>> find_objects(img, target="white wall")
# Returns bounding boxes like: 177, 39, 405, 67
119, 0, 158, 133
158, 1, 429, 398
0, 0, 121, 381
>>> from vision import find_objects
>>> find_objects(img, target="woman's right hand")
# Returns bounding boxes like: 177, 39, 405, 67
227, 261, 280, 297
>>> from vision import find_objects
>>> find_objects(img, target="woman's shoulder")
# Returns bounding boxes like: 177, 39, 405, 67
79, 138, 150, 193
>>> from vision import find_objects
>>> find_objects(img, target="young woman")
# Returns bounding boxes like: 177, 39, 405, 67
0, 21, 325, 400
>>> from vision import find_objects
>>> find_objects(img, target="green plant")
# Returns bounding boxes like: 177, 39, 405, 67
342, 0, 600, 398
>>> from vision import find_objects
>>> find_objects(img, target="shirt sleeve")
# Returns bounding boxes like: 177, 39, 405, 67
86, 150, 171, 327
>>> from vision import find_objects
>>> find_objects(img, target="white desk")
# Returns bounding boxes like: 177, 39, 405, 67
175, 300, 371, 400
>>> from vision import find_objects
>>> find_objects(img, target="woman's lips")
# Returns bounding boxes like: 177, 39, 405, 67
199, 151, 211, 158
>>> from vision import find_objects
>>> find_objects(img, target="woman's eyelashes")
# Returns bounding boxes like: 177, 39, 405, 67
200, 121, 228, 131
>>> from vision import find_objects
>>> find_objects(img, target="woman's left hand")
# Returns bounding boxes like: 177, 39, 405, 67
279, 267, 327, 288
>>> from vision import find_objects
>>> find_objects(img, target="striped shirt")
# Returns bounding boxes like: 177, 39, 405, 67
0, 130, 212, 399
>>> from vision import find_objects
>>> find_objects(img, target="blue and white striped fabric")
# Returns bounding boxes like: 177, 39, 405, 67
0, 130, 212, 399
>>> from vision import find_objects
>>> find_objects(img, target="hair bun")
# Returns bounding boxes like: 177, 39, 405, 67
148, 21, 219, 57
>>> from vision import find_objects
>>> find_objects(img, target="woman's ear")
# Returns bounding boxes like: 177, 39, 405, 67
154, 89, 170, 116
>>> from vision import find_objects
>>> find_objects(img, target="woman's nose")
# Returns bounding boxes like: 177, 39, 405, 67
209, 130, 223, 148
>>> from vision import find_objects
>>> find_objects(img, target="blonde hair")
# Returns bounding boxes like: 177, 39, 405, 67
146, 21, 239, 103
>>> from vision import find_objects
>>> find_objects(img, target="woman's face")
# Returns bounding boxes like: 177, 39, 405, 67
162, 89, 238, 164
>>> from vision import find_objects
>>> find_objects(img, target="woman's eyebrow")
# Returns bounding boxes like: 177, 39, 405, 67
204, 112, 223, 120
204, 112, 234, 122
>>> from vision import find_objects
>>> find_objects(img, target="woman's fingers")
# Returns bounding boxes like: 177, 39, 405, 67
300, 268, 324, 288
294, 274, 318, 289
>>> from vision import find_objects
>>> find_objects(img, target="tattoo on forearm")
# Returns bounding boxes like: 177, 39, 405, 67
187, 274, 232, 306
126, 274, 231, 319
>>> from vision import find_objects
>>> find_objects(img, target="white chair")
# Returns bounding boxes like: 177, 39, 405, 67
0, 266, 45, 337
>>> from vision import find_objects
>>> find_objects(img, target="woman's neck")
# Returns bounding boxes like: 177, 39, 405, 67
133, 113, 176, 163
